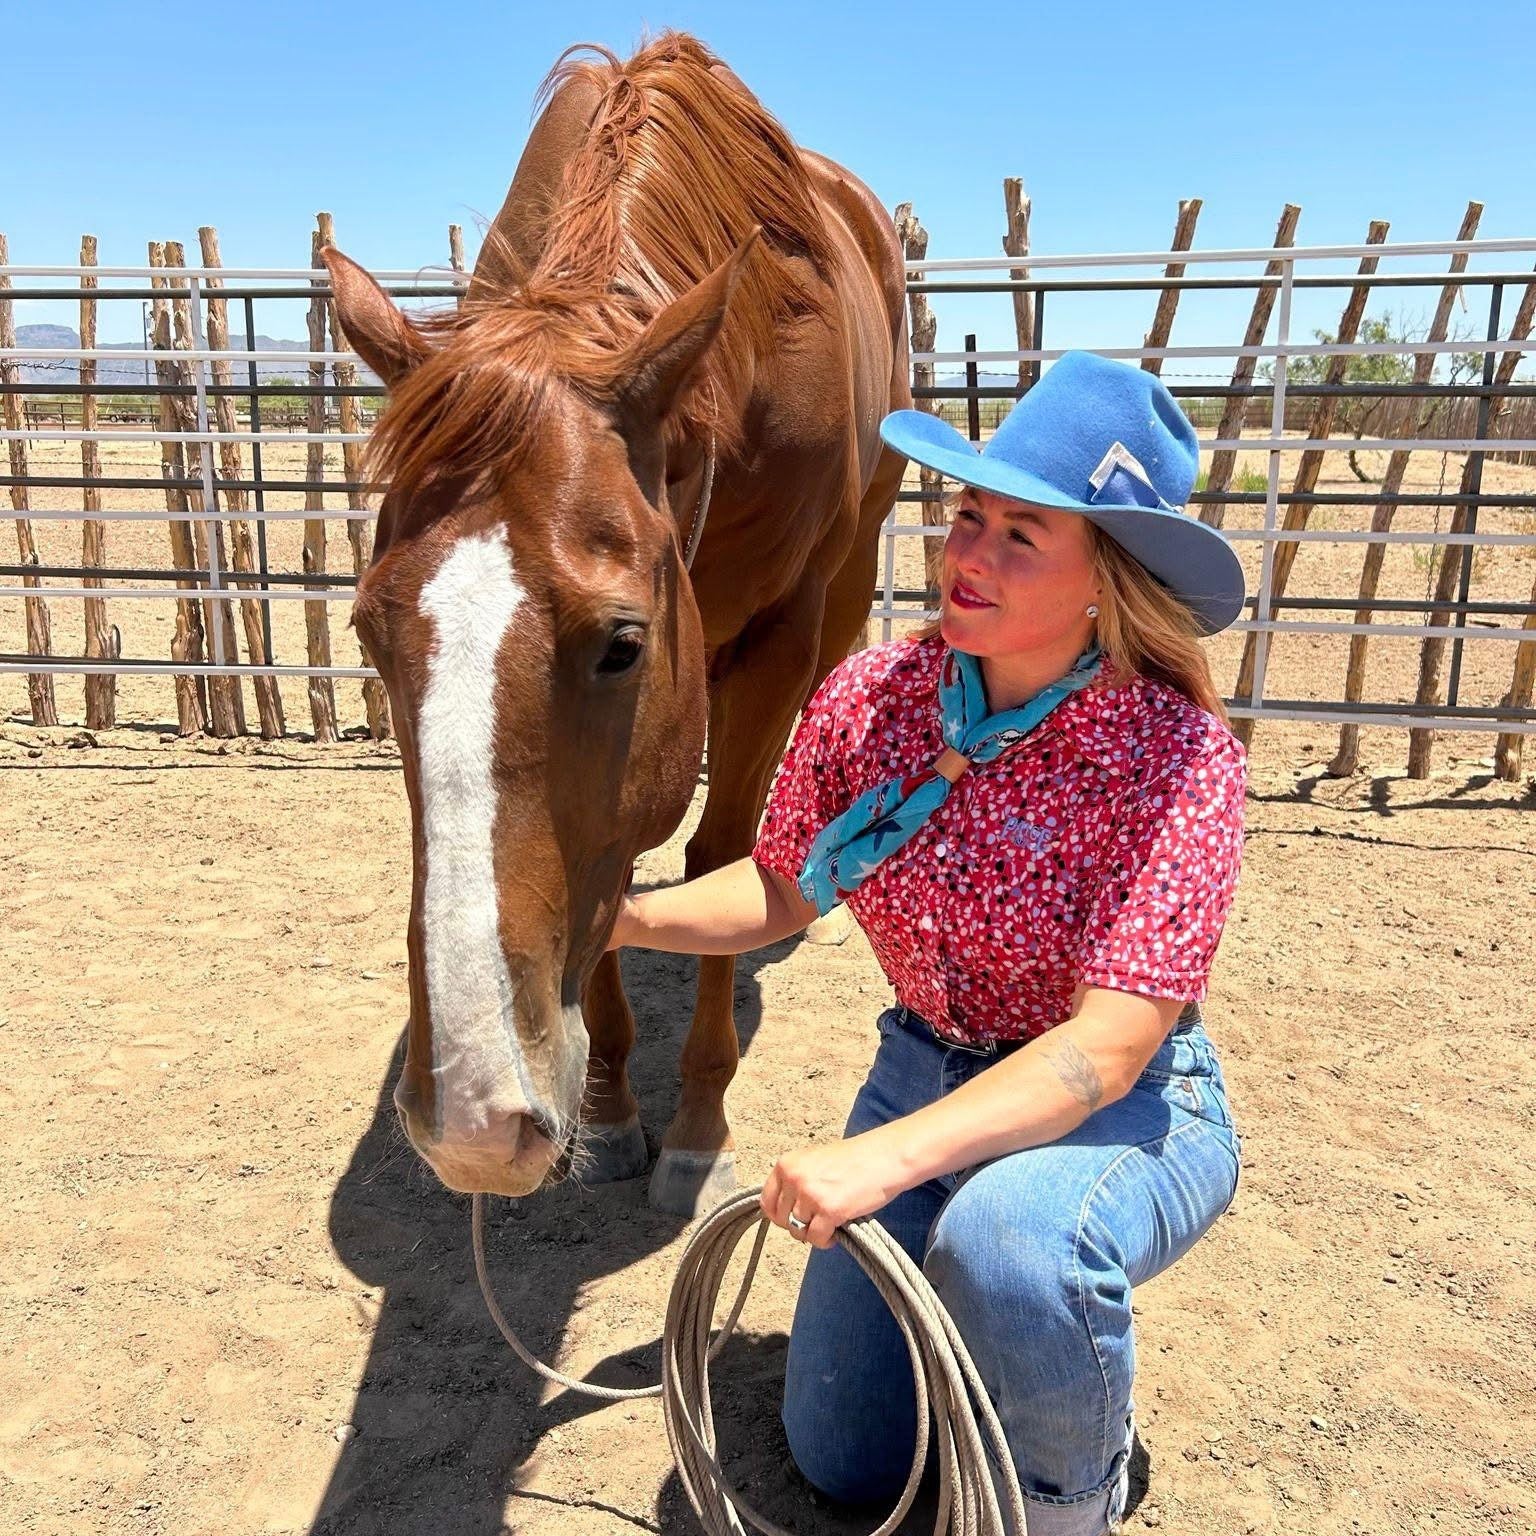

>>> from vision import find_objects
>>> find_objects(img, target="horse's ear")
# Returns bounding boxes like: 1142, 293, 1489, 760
321, 246, 432, 388
614, 229, 761, 429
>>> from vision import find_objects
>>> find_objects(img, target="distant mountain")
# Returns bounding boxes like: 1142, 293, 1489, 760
932, 369, 1026, 390
11, 325, 379, 387
17, 322, 79, 350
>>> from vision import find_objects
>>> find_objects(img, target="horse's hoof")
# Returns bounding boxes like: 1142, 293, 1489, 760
579, 1114, 650, 1184
805, 903, 855, 947
648, 1148, 738, 1217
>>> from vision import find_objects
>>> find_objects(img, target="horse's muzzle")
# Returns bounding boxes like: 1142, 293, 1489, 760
394, 1081, 564, 1196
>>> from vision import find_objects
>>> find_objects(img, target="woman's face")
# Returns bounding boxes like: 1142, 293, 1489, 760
939, 487, 1102, 659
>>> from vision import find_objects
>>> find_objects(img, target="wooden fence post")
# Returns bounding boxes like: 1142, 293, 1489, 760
1200, 205, 1301, 529
1002, 178, 1034, 391
449, 223, 467, 311
894, 202, 945, 601
79, 235, 117, 728
302, 218, 339, 742
1406, 270, 1536, 777
168, 239, 243, 737
0, 232, 60, 725
319, 212, 390, 740
1492, 572, 1536, 780
199, 225, 285, 738
1232, 219, 1390, 749
1142, 198, 1203, 376
148, 241, 208, 736
1327, 201, 1482, 776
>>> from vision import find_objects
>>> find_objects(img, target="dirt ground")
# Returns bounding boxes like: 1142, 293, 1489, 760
2, 433, 1535, 1535
2, 711, 1533, 1536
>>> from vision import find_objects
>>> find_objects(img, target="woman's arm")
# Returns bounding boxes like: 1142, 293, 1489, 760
761, 987, 1184, 1248
608, 856, 822, 956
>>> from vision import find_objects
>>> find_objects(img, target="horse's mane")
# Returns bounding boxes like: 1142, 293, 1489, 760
370, 32, 835, 512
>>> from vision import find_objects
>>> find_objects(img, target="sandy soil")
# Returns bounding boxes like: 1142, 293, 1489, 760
2, 430, 1535, 1535
1, 715, 1533, 1536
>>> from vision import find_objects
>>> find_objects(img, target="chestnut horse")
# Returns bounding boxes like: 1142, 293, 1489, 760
324, 33, 909, 1214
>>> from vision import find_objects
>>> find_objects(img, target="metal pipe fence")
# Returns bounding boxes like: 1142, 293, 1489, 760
2, 239, 1534, 747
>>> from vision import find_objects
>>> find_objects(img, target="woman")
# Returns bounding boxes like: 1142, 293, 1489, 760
609, 351, 1247, 1536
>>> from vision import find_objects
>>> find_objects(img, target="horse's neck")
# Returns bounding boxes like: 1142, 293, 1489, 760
469, 77, 603, 302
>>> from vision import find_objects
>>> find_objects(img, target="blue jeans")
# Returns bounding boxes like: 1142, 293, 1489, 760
782, 1007, 1241, 1536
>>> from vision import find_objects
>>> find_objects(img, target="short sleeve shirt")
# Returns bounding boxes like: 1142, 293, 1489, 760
753, 635, 1247, 1045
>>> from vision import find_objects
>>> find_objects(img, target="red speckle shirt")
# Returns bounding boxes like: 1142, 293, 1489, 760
753, 635, 1247, 1044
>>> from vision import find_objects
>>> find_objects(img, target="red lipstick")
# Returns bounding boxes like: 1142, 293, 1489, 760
949, 580, 996, 611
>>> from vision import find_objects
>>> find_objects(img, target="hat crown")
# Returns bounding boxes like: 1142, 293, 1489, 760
986, 351, 1199, 509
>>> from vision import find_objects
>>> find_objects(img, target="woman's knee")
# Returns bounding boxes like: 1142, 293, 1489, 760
782, 1392, 914, 1506
923, 1169, 1086, 1337
781, 1246, 920, 1505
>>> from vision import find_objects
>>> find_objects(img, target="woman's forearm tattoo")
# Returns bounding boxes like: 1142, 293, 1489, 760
1043, 1037, 1105, 1110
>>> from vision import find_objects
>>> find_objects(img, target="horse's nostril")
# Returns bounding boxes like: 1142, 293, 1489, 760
528, 1109, 564, 1149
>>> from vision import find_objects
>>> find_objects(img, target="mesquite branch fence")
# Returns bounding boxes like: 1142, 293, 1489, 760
3, 206, 1535, 781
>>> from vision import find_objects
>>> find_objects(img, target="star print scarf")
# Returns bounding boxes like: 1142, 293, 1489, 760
796, 645, 1102, 916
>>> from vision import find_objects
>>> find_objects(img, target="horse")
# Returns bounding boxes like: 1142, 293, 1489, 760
324, 32, 910, 1215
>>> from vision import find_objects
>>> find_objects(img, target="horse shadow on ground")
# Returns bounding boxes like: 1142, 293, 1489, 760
310, 937, 837, 1535
308, 937, 1153, 1535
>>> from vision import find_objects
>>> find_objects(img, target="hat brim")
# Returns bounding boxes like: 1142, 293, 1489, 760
881, 409, 1247, 636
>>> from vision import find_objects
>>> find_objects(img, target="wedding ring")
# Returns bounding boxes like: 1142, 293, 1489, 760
786, 1213, 809, 1233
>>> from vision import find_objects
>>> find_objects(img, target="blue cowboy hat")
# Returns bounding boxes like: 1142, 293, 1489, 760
879, 350, 1246, 635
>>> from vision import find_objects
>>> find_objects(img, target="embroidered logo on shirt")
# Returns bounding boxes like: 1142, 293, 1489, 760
1002, 816, 1052, 856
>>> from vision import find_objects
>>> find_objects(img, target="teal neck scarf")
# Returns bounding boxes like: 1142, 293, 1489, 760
796, 646, 1102, 916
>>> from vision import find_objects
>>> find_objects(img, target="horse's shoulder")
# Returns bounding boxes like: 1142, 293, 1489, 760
798, 149, 906, 320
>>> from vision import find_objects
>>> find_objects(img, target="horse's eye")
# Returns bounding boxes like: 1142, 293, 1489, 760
596, 623, 647, 678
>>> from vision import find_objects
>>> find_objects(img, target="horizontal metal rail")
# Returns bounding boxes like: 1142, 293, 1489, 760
0, 655, 377, 680
899, 235, 1536, 272
876, 524, 1536, 546
8, 567, 1532, 619
3, 237, 1531, 281
9, 427, 1536, 457
0, 585, 355, 602
910, 339, 1536, 367
7, 506, 376, 523
910, 270, 1536, 295
2, 347, 365, 364
0, 264, 467, 281
0, 428, 374, 444
12, 337, 1534, 369
9, 659, 1533, 740
5, 583, 1527, 644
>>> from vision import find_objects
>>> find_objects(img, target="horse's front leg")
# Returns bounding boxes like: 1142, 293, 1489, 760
578, 950, 650, 1183
648, 587, 827, 1216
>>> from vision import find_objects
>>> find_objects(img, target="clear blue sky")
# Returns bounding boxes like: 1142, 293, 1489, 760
6, 0, 1534, 360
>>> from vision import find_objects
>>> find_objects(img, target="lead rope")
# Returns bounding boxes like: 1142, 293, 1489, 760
471, 1188, 1028, 1536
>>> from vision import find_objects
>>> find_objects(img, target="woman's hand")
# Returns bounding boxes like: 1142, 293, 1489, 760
760, 1133, 907, 1249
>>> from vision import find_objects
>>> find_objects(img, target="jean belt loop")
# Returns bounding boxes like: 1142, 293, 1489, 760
1174, 1001, 1204, 1035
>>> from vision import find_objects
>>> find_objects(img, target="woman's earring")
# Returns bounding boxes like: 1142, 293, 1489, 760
1086, 604, 1100, 619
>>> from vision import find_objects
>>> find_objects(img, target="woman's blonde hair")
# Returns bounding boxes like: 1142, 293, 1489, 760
918, 494, 1228, 720
1089, 526, 1227, 720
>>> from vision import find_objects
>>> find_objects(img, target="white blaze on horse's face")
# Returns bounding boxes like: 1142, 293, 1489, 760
404, 527, 567, 1190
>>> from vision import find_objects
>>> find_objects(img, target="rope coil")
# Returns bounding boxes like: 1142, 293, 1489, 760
472, 1188, 1028, 1536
